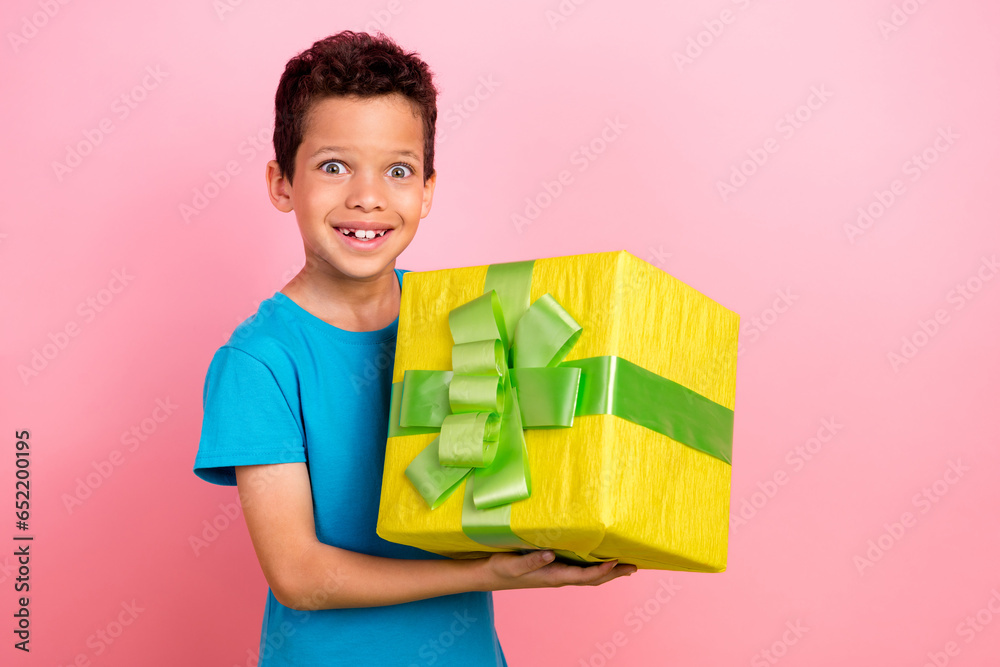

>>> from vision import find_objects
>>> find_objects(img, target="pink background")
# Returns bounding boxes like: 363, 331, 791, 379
3, 0, 999, 665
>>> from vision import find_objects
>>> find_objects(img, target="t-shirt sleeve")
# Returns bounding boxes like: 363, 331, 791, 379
193, 345, 306, 486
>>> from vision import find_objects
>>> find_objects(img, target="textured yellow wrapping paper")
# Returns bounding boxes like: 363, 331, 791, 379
375, 250, 739, 572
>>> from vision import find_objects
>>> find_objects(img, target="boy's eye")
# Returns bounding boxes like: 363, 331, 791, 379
321, 160, 348, 174
388, 163, 414, 179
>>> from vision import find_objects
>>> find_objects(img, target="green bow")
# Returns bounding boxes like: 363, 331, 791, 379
399, 279, 584, 549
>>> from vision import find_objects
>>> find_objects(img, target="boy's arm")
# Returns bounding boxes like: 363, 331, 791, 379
235, 462, 635, 611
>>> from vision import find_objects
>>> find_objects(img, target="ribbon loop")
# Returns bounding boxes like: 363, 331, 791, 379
469, 381, 531, 509
509, 366, 582, 428
439, 412, 500, 467
448, 291, 508, 348
448, 375, 503, 414
511, 293, 582, 368
399, 370, 453, 428
452, 339, 505, 376
404, 437, 472, 510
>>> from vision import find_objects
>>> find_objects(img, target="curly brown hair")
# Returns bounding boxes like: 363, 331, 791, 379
272, 30, 439, 185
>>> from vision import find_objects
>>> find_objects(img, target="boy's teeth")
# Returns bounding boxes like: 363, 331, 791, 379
340, 228, 387, 239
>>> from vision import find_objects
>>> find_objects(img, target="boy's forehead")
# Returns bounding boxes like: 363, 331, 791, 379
300, 94, 424, 156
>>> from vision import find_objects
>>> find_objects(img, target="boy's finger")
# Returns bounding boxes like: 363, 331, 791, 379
571, 564, 620, 587
560, 559, 618, 585
599, 564, 637, 585
594, 560, 619, 578
508, 550, 554, 577
530, 550, 555, 570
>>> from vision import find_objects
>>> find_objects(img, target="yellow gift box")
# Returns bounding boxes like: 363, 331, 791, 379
376, 250, 739, 572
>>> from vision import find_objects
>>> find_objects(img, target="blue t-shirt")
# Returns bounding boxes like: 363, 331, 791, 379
193, 268, 507, 667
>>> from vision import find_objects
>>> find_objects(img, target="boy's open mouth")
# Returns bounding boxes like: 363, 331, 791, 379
335, 227, 390, 240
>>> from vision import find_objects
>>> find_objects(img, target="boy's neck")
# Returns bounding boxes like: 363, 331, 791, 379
280, 264, 400, 332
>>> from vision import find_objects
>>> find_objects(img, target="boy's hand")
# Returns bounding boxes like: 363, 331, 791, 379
480, 550, 637, 591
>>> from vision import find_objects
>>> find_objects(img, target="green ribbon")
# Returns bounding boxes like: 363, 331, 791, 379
389, 259, 734, 554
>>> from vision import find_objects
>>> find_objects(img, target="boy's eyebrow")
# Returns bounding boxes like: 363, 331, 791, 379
309, 145, 422, 161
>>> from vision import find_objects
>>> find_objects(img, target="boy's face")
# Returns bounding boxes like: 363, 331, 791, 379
266, 93, 435, 284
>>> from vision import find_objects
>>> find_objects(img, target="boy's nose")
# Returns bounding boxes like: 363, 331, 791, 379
344, 171, 387, 211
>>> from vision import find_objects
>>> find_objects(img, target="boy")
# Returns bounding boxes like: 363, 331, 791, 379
193, 31, 635, 665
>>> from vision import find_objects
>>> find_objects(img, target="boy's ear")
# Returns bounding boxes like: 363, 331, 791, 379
420, 170, 437, 219
266, 160, 294, 213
